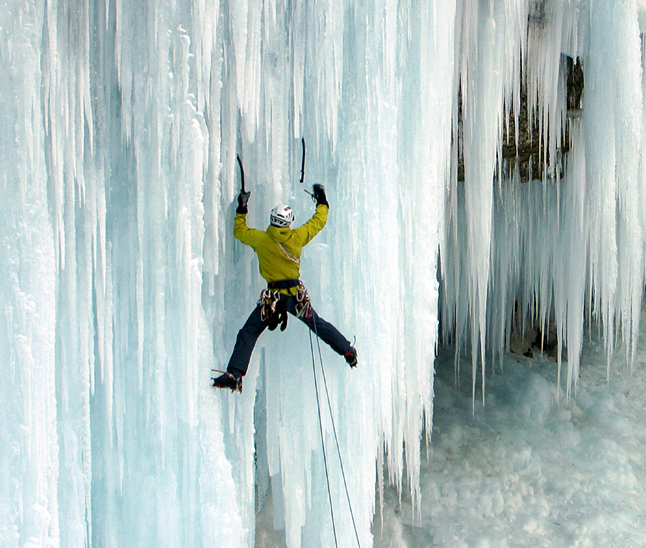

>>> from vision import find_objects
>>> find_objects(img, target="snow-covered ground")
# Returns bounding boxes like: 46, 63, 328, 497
373, 318, 646, 548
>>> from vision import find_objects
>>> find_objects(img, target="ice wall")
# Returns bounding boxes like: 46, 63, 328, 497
2, 0, 452, 546
213, 0, 455, 546
2, 0, 646, 547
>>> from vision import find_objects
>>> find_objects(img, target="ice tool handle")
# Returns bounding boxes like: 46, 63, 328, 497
236, 154, 246, 194
300, 138, 317, 201
299, 137, 306, 184
300, 138, 312, 198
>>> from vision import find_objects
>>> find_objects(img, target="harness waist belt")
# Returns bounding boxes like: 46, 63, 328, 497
267, 279, 301, 290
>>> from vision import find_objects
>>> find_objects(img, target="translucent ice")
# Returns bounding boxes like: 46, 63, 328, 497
3, 0, 646, 547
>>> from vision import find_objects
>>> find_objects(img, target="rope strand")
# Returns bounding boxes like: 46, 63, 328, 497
310, 316, 362, 548
308, 330, 339, 547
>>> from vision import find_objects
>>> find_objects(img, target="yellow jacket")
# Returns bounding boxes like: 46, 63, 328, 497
234, 204, 329, 292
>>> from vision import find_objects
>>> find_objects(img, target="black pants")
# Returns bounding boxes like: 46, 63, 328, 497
227, 293, 351, 376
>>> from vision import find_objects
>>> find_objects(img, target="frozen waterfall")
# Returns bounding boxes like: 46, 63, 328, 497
2, 0, 646, 546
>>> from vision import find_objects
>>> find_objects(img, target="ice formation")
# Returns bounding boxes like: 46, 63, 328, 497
1, 0, 646, 547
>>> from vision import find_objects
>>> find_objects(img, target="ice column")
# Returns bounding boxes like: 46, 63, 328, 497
452, 0, 530, 403
584, 0, 644, 374
0, 3, 58, 546
0, 0, 239, 545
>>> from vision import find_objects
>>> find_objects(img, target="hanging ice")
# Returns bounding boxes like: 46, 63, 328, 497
2, 0, 646, 547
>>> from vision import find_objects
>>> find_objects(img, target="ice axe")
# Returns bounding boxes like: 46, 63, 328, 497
236, 154, 246, 194
299, 137, 306, 184
300, 138, 317, 201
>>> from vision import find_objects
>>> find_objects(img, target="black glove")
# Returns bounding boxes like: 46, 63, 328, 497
267, 300, 288, 332
312, 184, 328, 207
237, 190, 251, 214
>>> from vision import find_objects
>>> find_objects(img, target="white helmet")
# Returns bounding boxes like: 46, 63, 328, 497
270, 204, 294, 227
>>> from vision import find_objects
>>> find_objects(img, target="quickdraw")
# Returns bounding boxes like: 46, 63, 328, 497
295, 283, 312, 319
259, 288, 289, 331
258, 289, 280, 321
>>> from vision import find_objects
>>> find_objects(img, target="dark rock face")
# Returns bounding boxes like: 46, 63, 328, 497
456, 54, 584, 184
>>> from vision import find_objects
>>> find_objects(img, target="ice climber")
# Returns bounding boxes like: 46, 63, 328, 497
212, 183, 358, 392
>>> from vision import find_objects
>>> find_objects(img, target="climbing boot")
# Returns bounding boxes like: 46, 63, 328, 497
212, 371, 243, 392
344, 347, 358, 368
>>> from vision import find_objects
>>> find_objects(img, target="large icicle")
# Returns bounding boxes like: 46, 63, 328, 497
451, 0, 531, 405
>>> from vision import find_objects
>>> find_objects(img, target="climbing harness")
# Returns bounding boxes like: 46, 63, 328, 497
309, 317, 362, 548
263, 280, 311, 319
267, 279, 301, 290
